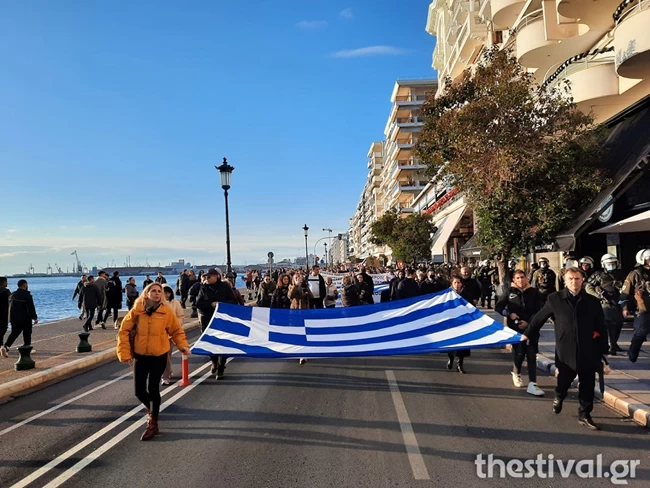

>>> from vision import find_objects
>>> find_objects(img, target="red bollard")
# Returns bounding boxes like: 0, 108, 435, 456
179, 354, 192, 386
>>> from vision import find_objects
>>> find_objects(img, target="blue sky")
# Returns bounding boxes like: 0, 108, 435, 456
0, 0, 437, 274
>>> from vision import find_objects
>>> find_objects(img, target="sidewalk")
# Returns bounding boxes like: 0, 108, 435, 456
484, 308, 650, 428
0, 287, 254, 402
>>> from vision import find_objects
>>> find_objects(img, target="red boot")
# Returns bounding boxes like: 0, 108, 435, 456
140, 415, 159, 441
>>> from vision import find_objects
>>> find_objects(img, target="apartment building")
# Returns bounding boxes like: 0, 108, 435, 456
425, 0, 650, 268
331, 233, 350, 266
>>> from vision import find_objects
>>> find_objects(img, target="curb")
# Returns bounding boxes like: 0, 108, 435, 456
535, 354, 650, 428
0, 321, 201, 402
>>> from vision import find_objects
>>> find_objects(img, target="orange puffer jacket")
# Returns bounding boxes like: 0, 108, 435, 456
117, 300, 189, 361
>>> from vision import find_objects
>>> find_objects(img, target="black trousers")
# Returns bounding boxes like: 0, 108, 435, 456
629, 312, 649, 361
480, 289, 492, 308
84, 307, 96, 329
100, 307, 118, 323
5, 321, 33, 348
512, 341, 537, 382
180, 291, 188, 308
200, 320, 228, 372
310, 297, 324, 309
133, 353, 168, 416
555, 358, 596, 417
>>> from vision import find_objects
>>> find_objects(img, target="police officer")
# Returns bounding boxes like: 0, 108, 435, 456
578, 256, 595, 280
620, 249, 650, 363
586, 254, 625, 355
531, 257, 557, 304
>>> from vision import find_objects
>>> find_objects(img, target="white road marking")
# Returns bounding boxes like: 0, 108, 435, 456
0, 340, 198, 437
43, 369, 214, 488
9, 356, 229, 488
385, 370, 430, 480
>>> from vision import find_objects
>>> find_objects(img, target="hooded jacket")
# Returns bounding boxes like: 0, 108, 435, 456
116, 300, 189, 361
9, 288, 37, 324
81, 282, 103, 310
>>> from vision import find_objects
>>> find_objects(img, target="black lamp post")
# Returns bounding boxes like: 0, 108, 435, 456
303, 224, 309, 272
324, 242, 328, 268
216, 157, 235, 278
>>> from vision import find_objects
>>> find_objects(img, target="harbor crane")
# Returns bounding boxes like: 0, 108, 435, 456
54, 263, 63, 274
71, 250, 83, 274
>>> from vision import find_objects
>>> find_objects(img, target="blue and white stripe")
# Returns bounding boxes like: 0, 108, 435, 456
192, 289, 522, 358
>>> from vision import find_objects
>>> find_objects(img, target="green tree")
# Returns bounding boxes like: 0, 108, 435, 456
370, 210, 437, 264
416, 47, 609, 284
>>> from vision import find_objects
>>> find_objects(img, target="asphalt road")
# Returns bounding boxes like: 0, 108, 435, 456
1, 330, 649, 488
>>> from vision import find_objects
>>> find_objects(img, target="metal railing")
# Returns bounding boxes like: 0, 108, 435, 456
396, 117, 425, 124
396, 137, 419, 145
511, 8, 543, 35
541, 46, 615, 91
395, 94, 429, 102
614, 0, 649, 23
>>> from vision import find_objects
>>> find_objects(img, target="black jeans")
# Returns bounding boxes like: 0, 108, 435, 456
629, 312, 649, 362
512, 340, 537, 382
133, 353, 168, 416
310, 297, 324, 309
5, 321, 33, 348
555, 358, 596, 417
180, 291, 188, 308
84, 308, 96, 330
200, 320, 228, 372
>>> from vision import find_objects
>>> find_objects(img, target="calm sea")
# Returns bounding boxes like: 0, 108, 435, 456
5, 274, 247, 324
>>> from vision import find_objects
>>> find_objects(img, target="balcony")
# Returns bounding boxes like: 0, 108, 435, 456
395, 94, 428, 103
395, 116, 425, 126
558, 58, 619, 105
556, 0, 620, 30
392, 159, 427, 177
614, 0, 650, 79
491, 0, 525, 28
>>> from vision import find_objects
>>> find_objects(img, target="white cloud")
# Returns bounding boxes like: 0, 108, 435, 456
7, 229, 18, 233
296, 20, 328, 30
331, 45, 410, 58
340, 8, 354, 20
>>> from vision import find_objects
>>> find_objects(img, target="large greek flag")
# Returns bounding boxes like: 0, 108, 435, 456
192, 289, 522, 358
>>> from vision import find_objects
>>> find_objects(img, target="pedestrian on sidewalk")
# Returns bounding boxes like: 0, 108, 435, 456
0, 277, 11, 357
176, 269, 190, 309
226, 276, 246, 306
117, 282, 190, 441
188, 276, 202, 318
495, 269, 545, 396
94, 271, 109, 328
3, 280, 38, 356
143, 275, 153, 289
620, 249, 650, 363
125, 277, 139, 311
196, 268, 236, 379
522, 267, 608, 430
447, 275, 471, 374
80, 276, 102, 332
161, 285, 185, 385
72, 275, 87, 320
155, 272, 167, 284
105, 271, 123, 327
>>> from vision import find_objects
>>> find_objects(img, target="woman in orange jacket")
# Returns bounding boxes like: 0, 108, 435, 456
117, 282, 190, 441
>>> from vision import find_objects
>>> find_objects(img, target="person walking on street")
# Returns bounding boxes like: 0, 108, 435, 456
3, 280, 38, 355
495, 270, 545, 396
257, 275, 276, 308
155, 272, 167, 285
94, 271, 109, 328
143, 275, 153, 289
620, 249, 650, 363
357, 273, 374, 305
80, 276, 102, 332
161, 285, 185, 385
188, 276, 202, 318
105, 271, 123, 327
522, 267, 608, 430
0, 277, 11, 358
125, 277, 139, 311
177, 269, 191, 308
459, 266, 481, 305
306, 265, 326, 309
586, 254, 625, 355
271, 274, 292, 309
227, 276, 246, 306
359, 266, 375, 296
324, 277, 338, 308
447, 276, 472, 373
117, 282, 190, 441
289, 272, 313, 365
72, 275, 87, 320
397, 268, 421, 301
196, 268, 236, 379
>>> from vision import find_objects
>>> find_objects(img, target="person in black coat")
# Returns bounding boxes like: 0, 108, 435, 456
522, 267, 608, 430
396, 269, 420, 300
270, 274, 291, 309
390, 270, 405, 301
105, 272, 123, 327
80, 276, 103, 332
72, 275, 87, 320
447, 275, 471, 373
4, 280, 38, 351
341, 275, 360, 307
460, 266, 481, 305
196, 268, 236, 379
0, 277, 10, 355
356, 273, 374, 305
359, 266, 375, 295
177, 270, 191, 309
495, 270, 545, 396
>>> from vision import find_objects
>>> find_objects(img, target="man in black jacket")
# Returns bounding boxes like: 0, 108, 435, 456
72, 275, 87, 320
460, 266, 481, 305
177, 269, 191, 309
80, 276, 103, 332
396, 269, 420, 300
196, 268, 237, 379
522, 267, 608, 430
4, 280, 38, 353
495, 270, 545, 396
0, 277, 11, 357
359, 266, 375, 295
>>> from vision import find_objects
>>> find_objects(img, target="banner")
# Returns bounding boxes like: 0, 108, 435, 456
191, 289, 522, 358
321, 272, 390, 286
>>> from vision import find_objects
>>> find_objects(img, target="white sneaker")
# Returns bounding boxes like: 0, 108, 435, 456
527, 382, 545, 396
0, 346, 8, 358
512, 372, 523, 388
161, 378, 171, 385
299, 358, 306, 365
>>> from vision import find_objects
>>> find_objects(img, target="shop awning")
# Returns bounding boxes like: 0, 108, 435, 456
460, 232, 482, 257
553, 97, 650, 251
590, 209, 650, 234
431, 205, 466, 263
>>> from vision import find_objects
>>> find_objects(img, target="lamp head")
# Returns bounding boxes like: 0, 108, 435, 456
215, 157, 234, 190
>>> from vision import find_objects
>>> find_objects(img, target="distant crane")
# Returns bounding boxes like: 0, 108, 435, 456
54, 263, 63, 274
71, 251, 83, 274
46, 263, 53, 275
27, 264, 35, 275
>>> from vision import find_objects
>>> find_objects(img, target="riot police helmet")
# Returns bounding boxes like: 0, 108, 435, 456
601, 253, 618, 271
639, 249, 650, 266
579, 256, 594, 269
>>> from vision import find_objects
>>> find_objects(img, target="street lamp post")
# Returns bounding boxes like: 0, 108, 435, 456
216, 157, 235, 278
324, 242, 328, 268
302, 225, 309, 272
322, 227, 333, 268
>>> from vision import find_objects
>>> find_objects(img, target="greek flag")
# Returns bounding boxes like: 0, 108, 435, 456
192, 289, 522, 358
